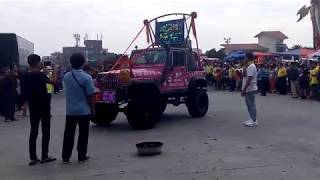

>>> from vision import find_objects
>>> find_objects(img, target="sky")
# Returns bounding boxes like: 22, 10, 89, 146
0, 0, 314, 56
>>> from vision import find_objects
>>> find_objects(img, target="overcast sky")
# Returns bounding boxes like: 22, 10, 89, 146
0, 0, 314, 56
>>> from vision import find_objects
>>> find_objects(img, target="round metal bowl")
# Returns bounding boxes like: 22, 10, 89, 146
136, 142, 163, 156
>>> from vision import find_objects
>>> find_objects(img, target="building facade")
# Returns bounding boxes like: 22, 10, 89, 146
255, 31, 288, 53
221, 31, 288, 55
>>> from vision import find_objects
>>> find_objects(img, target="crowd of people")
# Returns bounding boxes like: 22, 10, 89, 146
204, 59, 320, 100
0, 62, 64, 122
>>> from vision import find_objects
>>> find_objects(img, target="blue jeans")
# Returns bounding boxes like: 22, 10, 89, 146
245, 91, 257, 122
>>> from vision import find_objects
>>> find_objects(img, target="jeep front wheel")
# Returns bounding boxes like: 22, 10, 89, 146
186, 89, 209, 117
91, 104, 118, 126
160, 96, 167, 114
126, 83, 162, 130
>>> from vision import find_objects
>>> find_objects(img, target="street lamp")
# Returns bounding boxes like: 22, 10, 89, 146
224, 37, 231, 44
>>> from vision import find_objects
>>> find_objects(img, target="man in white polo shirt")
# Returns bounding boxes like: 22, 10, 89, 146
241, 53, 258, 127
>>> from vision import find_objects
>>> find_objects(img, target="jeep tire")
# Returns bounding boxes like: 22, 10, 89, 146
126, 83, 162, 130
91, 104, 118, 126
186, 89, 209, 117
160, 96, 167, 114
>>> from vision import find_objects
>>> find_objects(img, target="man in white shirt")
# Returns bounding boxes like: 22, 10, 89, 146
241, 53, 258, 127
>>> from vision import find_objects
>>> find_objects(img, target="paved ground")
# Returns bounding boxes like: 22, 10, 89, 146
1, 90, 320, 180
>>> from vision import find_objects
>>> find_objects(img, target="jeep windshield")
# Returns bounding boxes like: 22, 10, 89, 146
131, 50, 167, 65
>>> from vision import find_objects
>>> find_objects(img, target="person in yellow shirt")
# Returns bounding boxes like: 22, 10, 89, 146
276, 63, 287, 95
205, 64, 214, 86
228, 65, 236, 91
212, 66, 217, 87
309, 63, 319, 99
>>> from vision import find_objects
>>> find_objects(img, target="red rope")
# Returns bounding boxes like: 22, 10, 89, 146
123, 25, 146, 55
111, 25, 145, 70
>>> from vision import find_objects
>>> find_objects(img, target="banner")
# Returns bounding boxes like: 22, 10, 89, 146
155, 19, 185, 45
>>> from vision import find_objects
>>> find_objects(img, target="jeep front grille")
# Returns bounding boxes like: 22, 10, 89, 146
105, 78, 120, 90
97, 74, 120, 91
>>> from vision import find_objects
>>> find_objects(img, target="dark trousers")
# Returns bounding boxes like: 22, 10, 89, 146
221, 78, 229, 89
206, 74, 213, 86
229, 78, 236, 91
310, 84, 320, 99
3, 96, 17, 120
277, 77, 287, 95
29, 104, 51, 160
62, 115, 90, 161
0, 95, 4, 116
260, 78, 269, 96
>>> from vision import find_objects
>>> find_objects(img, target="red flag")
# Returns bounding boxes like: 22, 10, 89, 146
191, 18, 197, 39
145, 25, 150, 44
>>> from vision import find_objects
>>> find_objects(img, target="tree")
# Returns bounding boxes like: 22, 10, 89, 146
216, 48, 226, 59
205, 48, 225, 59
292, 44, 302, 49
205, 48, 217, 58
50, 52, 66, 67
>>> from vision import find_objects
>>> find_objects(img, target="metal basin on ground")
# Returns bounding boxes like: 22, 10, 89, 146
136, 142, 163, 156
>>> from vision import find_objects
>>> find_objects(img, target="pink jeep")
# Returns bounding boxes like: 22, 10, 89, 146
93, 12, 209, 129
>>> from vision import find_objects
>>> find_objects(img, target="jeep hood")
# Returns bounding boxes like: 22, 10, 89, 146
101, 66, 164, 80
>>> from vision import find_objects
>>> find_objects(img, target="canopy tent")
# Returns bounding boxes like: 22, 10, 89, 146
276, 48, 315, 61
224, 51, 246, 61
253, 52, 273, 57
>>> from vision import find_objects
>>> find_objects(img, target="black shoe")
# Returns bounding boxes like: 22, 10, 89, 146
78, 156, 90, 163
10, 118, 17, 121
40, 156, 56, 164
29, 159, 40, 166
63, 160, 70, 165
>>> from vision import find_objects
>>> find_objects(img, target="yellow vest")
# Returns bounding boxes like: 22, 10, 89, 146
46, 72, 54, 94
277, 68, 287, 78
310, 68, 319, 85
229, 68, 236, 78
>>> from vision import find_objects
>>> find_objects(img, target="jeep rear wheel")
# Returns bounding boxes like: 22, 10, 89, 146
126, 83, 162, 130
186, 89, 209, 117
91, 104, 118, 126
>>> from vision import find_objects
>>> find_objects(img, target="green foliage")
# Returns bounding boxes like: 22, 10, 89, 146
205, 48, 225, 59
291, 44, 302, 49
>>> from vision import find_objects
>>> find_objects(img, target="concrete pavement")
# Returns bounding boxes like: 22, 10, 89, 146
0, 90, 320, 180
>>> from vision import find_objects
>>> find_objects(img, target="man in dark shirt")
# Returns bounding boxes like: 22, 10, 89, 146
0, 69, 6, 116
287, 62, 300, 98
21, 54, 56, 165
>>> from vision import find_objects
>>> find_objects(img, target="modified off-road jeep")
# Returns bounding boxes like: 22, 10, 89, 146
93, 12, 209, 129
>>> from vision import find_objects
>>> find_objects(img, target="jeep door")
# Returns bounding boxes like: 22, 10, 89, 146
161, 48, 189, 91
